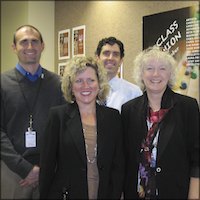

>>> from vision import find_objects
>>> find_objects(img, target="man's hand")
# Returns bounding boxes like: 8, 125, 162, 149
19, 165, 40, 188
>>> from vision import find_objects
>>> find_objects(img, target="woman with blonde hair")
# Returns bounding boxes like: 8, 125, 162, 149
122, 46, 199, 199
39, 56, 124, 199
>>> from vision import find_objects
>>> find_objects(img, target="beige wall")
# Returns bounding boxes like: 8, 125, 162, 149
1, 1, 198, 79
1, 1, 28, 72
1, 1, 55, 73
55, 1, 199, 83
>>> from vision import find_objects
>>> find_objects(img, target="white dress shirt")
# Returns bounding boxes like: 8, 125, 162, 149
106, 76, 143, 112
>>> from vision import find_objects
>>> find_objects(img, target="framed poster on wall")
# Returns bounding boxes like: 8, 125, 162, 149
58, 62, 67, 77
143, 5, 199, 102
58, 29, 70, 60
72, 25, 85, 57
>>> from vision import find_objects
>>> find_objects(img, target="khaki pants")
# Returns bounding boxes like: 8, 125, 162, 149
1, 161, 39, 199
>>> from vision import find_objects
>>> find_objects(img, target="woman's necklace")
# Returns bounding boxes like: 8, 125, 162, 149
85, 143, 97, 163
83, 127, 97, 164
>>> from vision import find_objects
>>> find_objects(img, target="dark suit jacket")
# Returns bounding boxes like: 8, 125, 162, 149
121, 87, 199, 199
39, 103, 124, 199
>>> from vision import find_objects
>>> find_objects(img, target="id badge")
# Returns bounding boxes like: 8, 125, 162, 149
25, 129, 36, 147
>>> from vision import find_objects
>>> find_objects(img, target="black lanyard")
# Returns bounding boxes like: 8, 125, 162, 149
15, 70, 43, 130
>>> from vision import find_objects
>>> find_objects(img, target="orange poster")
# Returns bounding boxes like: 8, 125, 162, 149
58, 29, 70, 60
72, 25, 85, 57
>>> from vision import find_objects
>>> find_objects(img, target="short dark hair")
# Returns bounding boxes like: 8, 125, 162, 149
95, 36, 124, 58
13, 25, 44, 45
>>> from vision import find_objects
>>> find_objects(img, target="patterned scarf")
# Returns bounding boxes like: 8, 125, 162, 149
138, 107, 170, 199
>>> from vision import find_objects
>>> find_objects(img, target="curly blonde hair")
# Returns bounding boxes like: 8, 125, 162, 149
61, 56, 110, 103
133, 46, 177, 91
